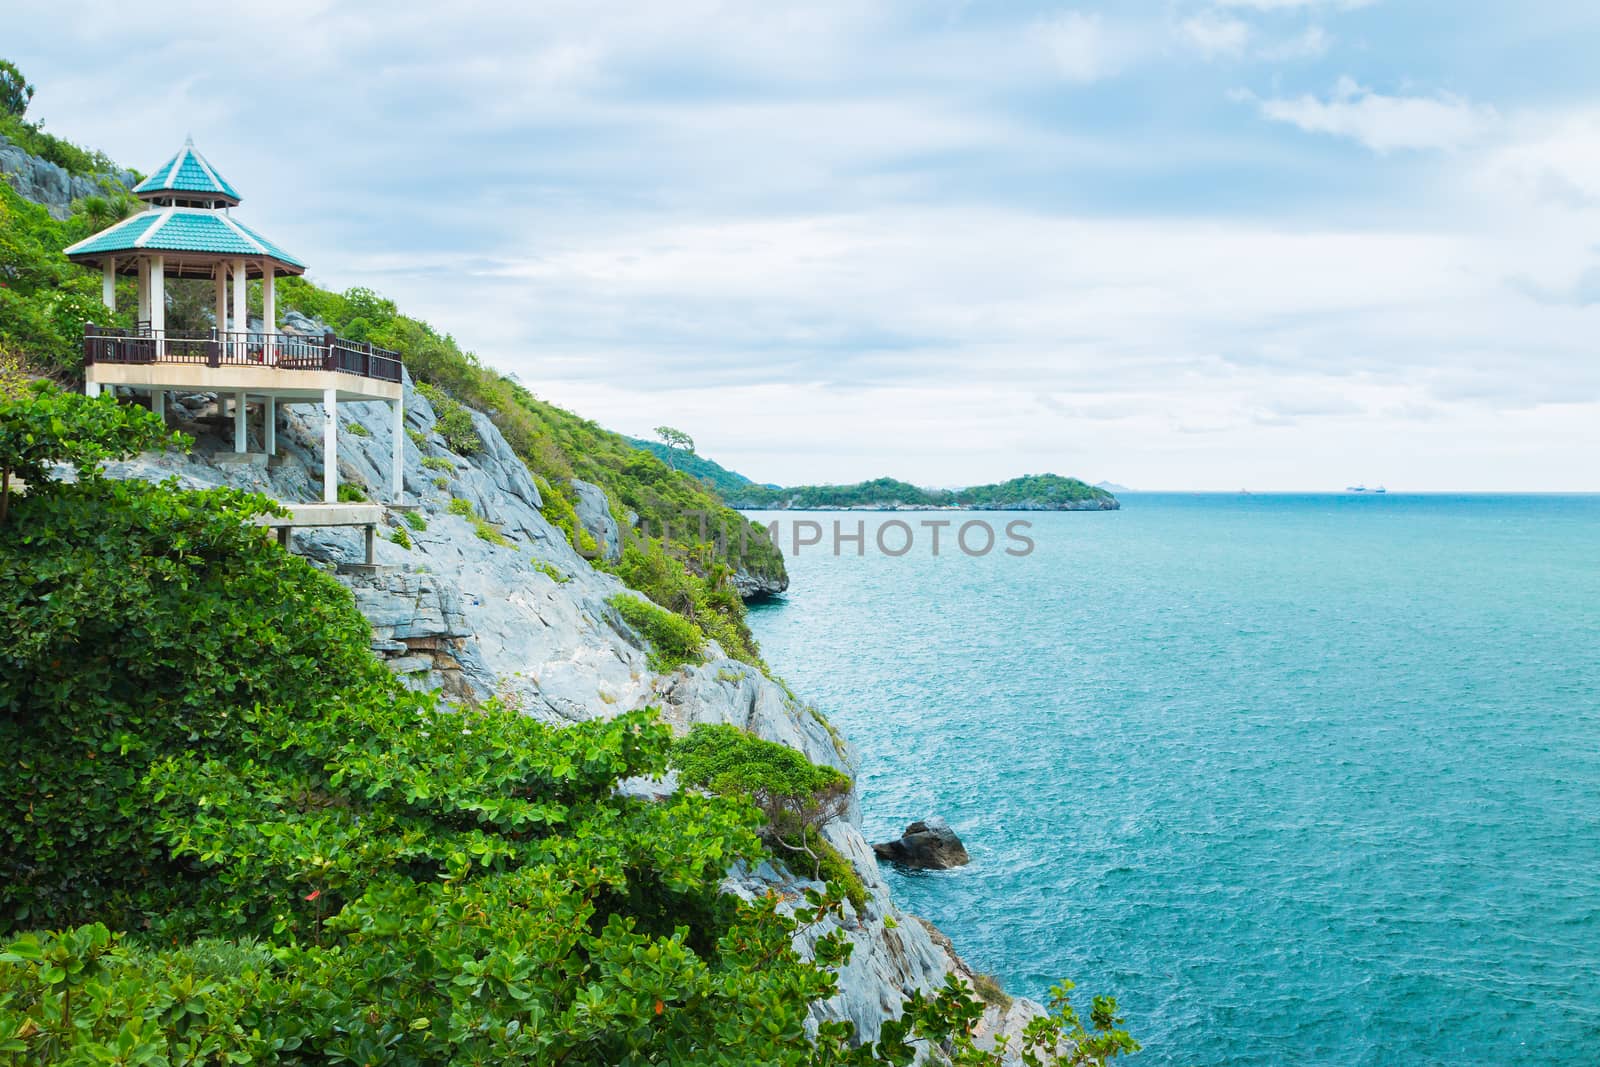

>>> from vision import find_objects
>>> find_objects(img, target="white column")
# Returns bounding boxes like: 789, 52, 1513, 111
85, 381, 102, 398
149, 256, 165, 357
137, 258, 150, 324
391, 398, 404, 504
214, 264, 227, 336
264, 395, 276, 456
102, 257, 116, 312
234, 390, 247, 453
323, 388, 338, 503
232, 257, 248, 361
151, 390, 165, 422
261, 267, 276, 364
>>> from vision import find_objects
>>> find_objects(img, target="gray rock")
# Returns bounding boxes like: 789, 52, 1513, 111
570, 478, 621, 562
872, 817, 971, 870
1, 135, 134, 220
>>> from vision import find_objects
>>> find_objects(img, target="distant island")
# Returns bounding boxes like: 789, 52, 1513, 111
626, 439, 1118, 511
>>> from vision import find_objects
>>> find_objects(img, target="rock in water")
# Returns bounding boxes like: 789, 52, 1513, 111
872, 817, 970, 869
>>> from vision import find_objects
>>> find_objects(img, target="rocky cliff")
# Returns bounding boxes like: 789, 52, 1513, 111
0, 134, 133, 219
103, 377, 1041, 1058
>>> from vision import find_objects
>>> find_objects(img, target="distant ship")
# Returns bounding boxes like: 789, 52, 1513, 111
1374, 486, 1387, 494
1346, 485, 1368, 493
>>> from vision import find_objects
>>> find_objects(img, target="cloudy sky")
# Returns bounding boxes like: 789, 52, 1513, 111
14, 2, 1600, 489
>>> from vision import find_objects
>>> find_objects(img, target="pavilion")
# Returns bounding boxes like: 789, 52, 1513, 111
62, 139, 403, 504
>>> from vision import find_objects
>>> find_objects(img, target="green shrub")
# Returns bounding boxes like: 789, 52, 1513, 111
472, 517, 510, 547
533, 559, 571, 584
336, 482, 367, 502
671, 724, 864, 908
344, 420, 370, 437
447, 496, 475, 517
421, 455, 453, 472
402, 510, 427, 531
390, 525, 411, 548
415, 382, 481, 455
608, 593, 705, 673
432, 476, 448, 490
407, 427, 427, 447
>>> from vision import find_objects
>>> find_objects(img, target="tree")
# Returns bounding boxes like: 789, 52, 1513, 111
0, 60, 33, 119
0, 378, 183, 523
654, 425, 695, 469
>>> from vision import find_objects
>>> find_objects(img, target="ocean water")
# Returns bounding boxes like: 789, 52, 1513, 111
745, 494, 1600, 1066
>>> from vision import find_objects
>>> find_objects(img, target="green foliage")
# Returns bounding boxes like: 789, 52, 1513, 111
654, 424, 696, 459
533, 559, 572, 584
615, 538, 762, 668
0, 60, 33, 118
0, 183, 134, 375
0, 378, 183, 523
390, 525, 411, 548
609, 593, 705, 673
628, 434, 762, 498
420, 454, 454, 472
732, 473, 1115, 510
447, 496, 475, 517
407, 427, 427, 447
415, 381, 482, 455
473, 516, 510, 547
672, 725, 864, 907
344, 420, 370, 437
402, 510, 427, 531
335, 482, 367, 503
432, 475, 448, 491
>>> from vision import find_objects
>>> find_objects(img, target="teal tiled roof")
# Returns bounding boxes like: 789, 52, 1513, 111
133, 141, 241, 201
63, 208, 305, 268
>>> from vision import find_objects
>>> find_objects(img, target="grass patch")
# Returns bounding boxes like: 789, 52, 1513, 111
447, 497, 475, 517
970, 973, 1013, 1011
472, 517, 510, 547
389, 526, 411, 549
421, 456, 454, 472
336, 483, 367, 503
402, 511, 427, 531
533, 559, 571, 584
344, 421, 370, 437
608, 593, 704, 673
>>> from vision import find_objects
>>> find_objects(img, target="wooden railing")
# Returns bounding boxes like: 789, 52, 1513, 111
82, 325, 402, 384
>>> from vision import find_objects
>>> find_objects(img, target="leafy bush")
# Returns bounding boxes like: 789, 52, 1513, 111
390, 525, 411, 548
447, 496, 475, 517
672, 724, 863, 907
415, 382, 482, 455
344, 420, 370, 437
421, 455, 453, 472
336, 482, 367, 502
472, 516, 510, 546
402, 510, 427, 531
432, 476, 448, 490
609, 593, 705, 673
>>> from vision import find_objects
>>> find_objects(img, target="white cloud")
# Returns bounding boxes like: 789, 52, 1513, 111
1257, 25, 1331, 60
1245, 77, 1497, 152
1037, 12, 1137, 83
1180, 14, 1252, 58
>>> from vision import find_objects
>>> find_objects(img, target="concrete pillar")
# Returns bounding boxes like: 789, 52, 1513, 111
149, 256, 165, 357
391, 398, 404, 504
234, 390, 247, 453
151, 390, 165, 423
323, 388, 338, 503
261, 267, 276, 364
264, 395, 276, 456
214, 264, 227, 335
232, 257, 247, 360
137, 258, 150, 324
85, 380, 102, 398
102, 257, 116, 312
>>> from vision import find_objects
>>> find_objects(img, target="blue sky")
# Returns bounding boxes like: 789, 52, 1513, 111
13, 1, 1600, 489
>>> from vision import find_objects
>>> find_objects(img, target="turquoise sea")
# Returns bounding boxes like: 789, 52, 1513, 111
746, 494, 1600, 1066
